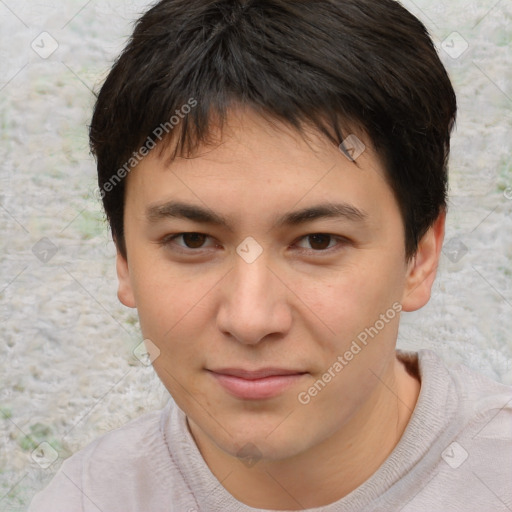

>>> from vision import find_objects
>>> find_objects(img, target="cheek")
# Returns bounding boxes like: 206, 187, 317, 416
296, 263, 405, 373
305, 259, 401, 325
130, 259, 217, 367
129, 251, 197, 333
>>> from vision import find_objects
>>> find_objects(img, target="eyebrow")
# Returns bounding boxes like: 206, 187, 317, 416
146, 200, 368, 231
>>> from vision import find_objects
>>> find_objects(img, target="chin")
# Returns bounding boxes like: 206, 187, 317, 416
221, 437, 301, 464
209, 418, 314, 463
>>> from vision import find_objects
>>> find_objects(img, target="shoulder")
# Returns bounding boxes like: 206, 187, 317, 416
81, 406, 165, 463
418, 349, 512, 432
437, 351, 511, 418
427, 351, 512, 494
389, 350, 512, 510
418, 350, 512, 404
28, 404, 184, 512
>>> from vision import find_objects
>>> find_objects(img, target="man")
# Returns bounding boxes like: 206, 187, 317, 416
29, 0, 512, 510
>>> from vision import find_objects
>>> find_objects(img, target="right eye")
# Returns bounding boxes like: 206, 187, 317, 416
158, 232, 218, 253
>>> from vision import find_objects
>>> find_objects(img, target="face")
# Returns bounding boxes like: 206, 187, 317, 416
117, 105, 442, 462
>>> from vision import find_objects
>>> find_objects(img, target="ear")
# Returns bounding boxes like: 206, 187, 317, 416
116, 248, 136, 308
401, 209, 446, 312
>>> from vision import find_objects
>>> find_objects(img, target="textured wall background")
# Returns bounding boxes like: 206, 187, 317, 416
0, 0, 511, 510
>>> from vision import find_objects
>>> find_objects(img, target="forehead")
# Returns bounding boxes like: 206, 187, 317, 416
124, 106, 397, 227
167, 106, 376, 174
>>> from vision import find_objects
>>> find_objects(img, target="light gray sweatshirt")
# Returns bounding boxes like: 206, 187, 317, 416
28, 350, 512, 511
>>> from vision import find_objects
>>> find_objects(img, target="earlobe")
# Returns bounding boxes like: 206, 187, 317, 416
401, 210, 446, 312
116, 249, 137, 308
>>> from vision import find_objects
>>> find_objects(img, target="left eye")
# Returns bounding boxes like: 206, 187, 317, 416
295, 233, 341, 252
160, 232, 346, 253
171, 233, 212, 249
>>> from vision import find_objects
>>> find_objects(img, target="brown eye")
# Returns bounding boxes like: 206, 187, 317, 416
294, 233, 350, 254
296, 234, 337, 251
159, 232, 214, 252
307, 234, 333, 251
181, 233, 208, 249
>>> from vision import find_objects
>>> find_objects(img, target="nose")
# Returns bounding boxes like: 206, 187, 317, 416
216, 253, 292, 345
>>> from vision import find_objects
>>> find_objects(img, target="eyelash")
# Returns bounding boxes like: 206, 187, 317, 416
158, 232, 350, 255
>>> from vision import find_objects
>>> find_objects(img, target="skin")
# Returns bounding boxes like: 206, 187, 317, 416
116, 104, 445, 509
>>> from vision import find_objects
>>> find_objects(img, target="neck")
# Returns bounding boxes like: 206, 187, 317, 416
188, 353, 420, 510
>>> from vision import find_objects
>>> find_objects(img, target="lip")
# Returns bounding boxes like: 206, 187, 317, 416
207, 368, 308, 400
